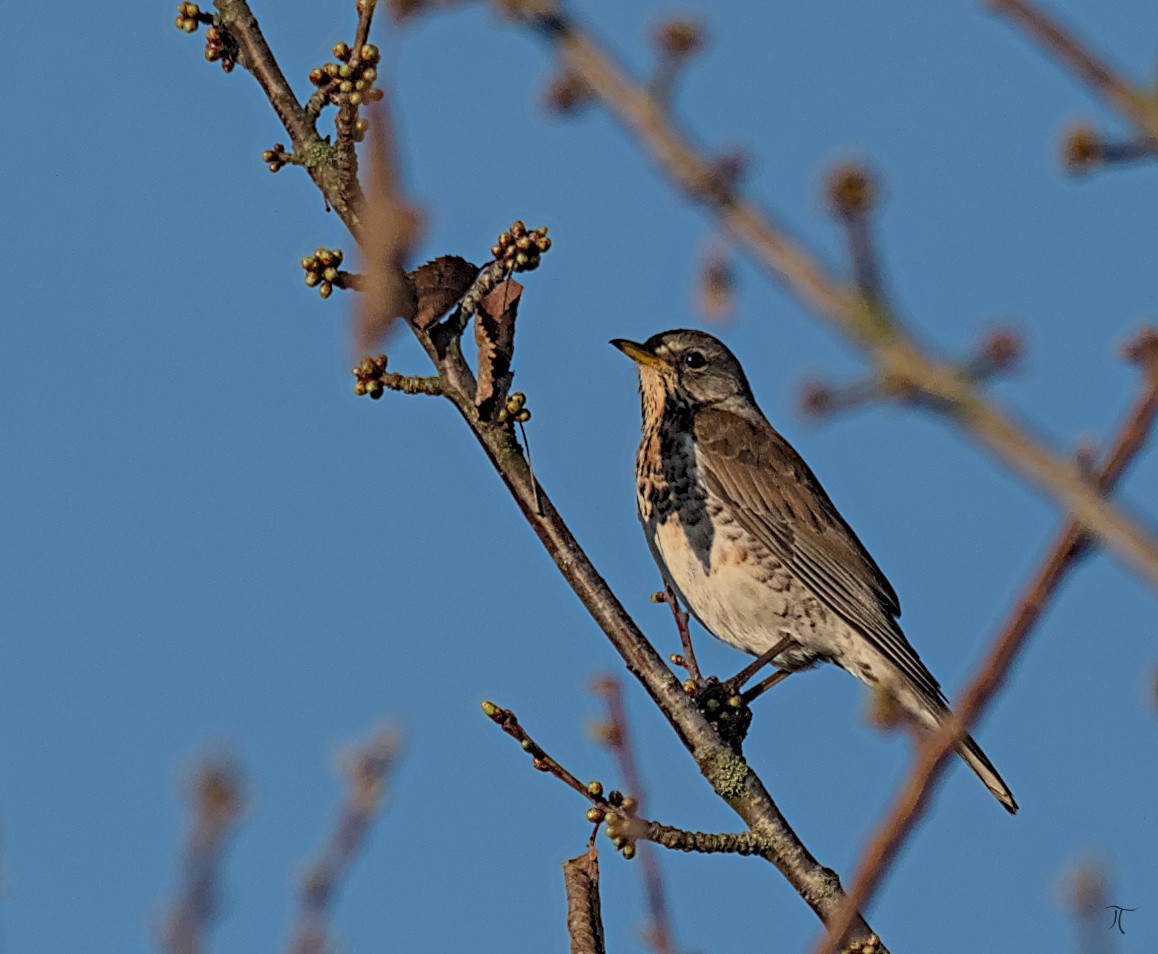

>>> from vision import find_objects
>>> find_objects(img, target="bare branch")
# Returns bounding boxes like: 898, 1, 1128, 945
161, 760, 244, 954
812, 328, 1158, 954
989, 0, 1158, 139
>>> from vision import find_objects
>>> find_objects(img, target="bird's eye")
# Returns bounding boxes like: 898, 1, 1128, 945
684, 351, 707, 370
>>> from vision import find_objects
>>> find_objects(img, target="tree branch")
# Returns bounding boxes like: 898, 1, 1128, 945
213, 0, 365, 231
488, 0, 1158, 589
162, 760, 244, 954
812, 329, 1158, 954
988, 0, 1158, 140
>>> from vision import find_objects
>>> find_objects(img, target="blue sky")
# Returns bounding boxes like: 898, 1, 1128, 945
3, 1, 1156, 951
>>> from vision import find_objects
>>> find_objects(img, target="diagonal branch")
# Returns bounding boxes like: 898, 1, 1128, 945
490, 0, 1158, 589
286, 729, 401, 954
812, 329, 1158, 954
988, 0, 1158, 140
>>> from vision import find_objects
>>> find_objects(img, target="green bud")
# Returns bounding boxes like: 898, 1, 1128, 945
586, 780, 603, 797
304, 271, 321, 287
622, 844, 636, 860
480, 700, 499, 717
318, 281, 333, 299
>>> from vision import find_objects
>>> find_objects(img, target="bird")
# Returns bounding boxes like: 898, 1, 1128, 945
612, 329, 1017, 813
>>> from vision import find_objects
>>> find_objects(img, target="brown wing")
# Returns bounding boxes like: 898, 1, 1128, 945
694, 407, 948, 708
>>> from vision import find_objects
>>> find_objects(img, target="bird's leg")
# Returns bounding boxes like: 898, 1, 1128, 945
722, 635, 795, 694
663, 583, 703, 685
741, 668, 793, 705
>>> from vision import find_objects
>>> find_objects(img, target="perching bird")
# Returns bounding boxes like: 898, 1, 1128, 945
613, 329, 1017, 813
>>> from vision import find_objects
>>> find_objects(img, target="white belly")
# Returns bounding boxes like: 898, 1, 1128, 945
649, 514, 849, 671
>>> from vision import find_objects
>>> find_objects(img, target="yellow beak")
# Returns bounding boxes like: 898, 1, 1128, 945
610, 338, 665, 368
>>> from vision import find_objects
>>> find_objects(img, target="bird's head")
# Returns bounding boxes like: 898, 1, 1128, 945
611, 329, 754, 411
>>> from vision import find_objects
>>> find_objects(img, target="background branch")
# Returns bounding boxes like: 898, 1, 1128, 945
161, 760, 244, 954
286, 729, 401, 954
989, 0, 1158, 140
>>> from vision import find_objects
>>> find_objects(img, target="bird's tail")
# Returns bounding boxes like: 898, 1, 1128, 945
956, 732, 1018, 814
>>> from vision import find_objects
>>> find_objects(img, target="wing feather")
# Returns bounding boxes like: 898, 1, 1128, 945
694, 407, 947, 708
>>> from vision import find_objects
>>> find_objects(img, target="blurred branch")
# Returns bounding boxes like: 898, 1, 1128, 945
487, 0, 1158, 588
592, 676, 679, 954
813, 327, 1158, 954
563, 849, 606, 954
162, 760, 244, 954
989, 0, 1158, 141
287, 729, 401, 954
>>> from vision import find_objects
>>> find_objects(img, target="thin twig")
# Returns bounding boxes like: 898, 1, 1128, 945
484, 701, 808, 861
492, 0, 1158, 588
593, 677, 679, 954
517, 419, 543, 516
286, 728, 402, 954
989, 0, 1158, 139
813, 330, 1158, 954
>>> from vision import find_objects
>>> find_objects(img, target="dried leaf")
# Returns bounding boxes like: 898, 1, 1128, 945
355, 101, 423, 352
411, 255, 479, 330
475, 279, 523, 415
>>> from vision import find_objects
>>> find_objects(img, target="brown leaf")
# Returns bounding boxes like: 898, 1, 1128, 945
475, 279, 523, 416
411, 255, 480, 330
355, 101, 423, 352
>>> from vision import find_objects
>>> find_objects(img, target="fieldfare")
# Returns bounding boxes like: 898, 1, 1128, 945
613, 329, 1017, 813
